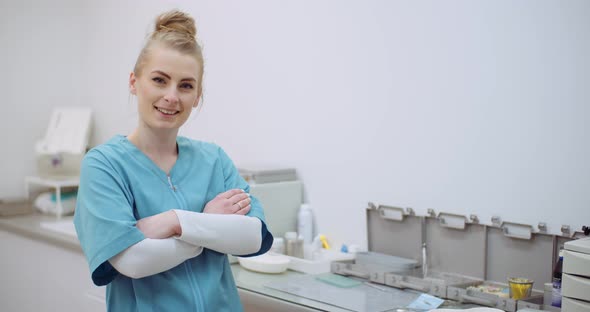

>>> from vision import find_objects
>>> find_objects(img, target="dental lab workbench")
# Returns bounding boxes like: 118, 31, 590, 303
0, 208, 482, 312
0, 209, 351, 311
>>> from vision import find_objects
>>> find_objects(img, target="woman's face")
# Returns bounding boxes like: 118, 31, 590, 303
129, 44, 202, 132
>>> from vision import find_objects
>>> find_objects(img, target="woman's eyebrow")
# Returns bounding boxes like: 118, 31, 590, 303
151, 70, 196, 82
151, 70, 171, 79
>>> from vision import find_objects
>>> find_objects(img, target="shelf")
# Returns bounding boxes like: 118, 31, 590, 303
25, 176, 80, 219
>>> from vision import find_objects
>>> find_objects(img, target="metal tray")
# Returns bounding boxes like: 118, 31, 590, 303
331, 252, 418, 284
352, 203, 580, 311
385, 270, 482, 298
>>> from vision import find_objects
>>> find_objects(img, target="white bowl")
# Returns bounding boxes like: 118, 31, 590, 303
237, 253, 290, 274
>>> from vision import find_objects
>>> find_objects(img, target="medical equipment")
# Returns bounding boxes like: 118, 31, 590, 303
329, 203, 585, 312
34, 191, 77, 215
247, 180, 303, 238
35, 107, 92, 178
229, 168, 302, 265
25, 176, 80, 218
25, 108, 92, 218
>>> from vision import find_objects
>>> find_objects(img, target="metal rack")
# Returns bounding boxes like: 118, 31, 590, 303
24, 176, 79, 219
332, 202, 586, 312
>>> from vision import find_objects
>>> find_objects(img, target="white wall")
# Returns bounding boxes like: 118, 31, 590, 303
2, 0, 589, 248
0, 0, 88, 198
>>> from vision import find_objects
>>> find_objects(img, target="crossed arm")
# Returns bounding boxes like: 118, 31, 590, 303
109, 189, 263, 279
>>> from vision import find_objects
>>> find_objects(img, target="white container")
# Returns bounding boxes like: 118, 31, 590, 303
35, 107, 92, 179
270, 237, 285, 254
297, 203, 313, 244
286, 250, 356, 274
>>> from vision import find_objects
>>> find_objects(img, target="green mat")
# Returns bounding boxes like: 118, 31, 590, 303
315, 273, 362, 288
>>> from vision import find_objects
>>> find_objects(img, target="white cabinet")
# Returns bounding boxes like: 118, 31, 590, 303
0, 230, 105, 312
563, 237, 590, 312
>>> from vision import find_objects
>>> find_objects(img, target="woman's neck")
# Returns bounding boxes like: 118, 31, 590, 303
127, 126, 179, 173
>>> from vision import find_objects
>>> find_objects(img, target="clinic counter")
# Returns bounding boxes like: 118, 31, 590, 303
0, 212, 81, 250
0, 211, 350, 311
0, 211, 481, 312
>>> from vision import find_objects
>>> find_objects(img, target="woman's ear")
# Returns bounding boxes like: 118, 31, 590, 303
193, 93, 201, 108
129, 72, 137, 95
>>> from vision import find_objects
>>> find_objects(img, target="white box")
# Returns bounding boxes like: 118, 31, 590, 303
286, 250, 356, 275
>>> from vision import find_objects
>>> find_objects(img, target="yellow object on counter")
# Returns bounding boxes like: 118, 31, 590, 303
508, 277, 533, 300
319, 234, 331, 249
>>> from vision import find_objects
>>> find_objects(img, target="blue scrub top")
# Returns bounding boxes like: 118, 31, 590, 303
74, 135, 273, 311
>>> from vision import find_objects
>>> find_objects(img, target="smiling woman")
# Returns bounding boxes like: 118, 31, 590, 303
128, 10, 204, 139
129, 47, 201, 132
73, 9, 273, 312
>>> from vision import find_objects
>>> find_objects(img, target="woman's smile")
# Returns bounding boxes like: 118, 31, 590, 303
154, 105, 180, 116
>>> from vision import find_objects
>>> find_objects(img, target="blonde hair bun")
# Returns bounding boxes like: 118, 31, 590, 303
134, 9, 204, 100
154, 9, 197, 40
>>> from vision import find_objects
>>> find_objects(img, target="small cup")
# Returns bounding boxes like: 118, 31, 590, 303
508, 277, 534, 300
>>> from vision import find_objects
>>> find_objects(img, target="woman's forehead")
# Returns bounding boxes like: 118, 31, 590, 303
144, 46, 201, 79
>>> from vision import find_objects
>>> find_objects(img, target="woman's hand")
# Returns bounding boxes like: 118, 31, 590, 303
136, 210, 181, 239
203, 189, 251, 215
136, 189, 250, 239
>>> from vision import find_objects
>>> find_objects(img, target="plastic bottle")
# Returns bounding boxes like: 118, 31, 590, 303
270, 237, 285, 254
297, 204, 313, 244
292, 234, 304, 258
284, 231, 297, 257
551, 249, 564, 307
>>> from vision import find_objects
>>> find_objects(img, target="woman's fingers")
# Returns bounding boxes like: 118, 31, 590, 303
231, 193, 250, 204
234, 204, 251, 215
218, 188, 244, 199
205, 189, 251, 215
233, 197, 251, 210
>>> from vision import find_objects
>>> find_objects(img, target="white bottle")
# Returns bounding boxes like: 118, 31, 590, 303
297, 203, 313, 244
270, 237, 285, 254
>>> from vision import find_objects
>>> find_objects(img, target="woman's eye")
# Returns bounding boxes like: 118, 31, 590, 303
152, 77, 165, 84
180, 83, 194, 90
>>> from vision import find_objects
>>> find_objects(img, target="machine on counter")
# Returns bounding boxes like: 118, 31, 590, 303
25, 107, 92, 218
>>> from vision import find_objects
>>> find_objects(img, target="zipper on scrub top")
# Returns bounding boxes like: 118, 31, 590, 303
167, 175, 176, 191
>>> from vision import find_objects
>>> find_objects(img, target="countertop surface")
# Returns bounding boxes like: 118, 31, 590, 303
0, 209, 81, 250
0, 208, 353, 311
0, 207, 476, 312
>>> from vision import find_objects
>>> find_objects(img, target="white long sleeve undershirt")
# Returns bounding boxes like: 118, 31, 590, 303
109, 211, 263, 279
109, 238, 203, 279
173, 209, 262, 255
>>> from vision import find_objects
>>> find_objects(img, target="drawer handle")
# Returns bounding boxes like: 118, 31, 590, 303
398, 280, 430, 292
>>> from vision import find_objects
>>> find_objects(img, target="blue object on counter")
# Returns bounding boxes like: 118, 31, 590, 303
407, 293, 444, 310
340, 244, 348, 253
315, 273, 362, 288
50, 190, 78, 202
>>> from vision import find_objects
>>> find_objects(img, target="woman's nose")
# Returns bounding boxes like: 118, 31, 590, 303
163, 87, 179, 104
